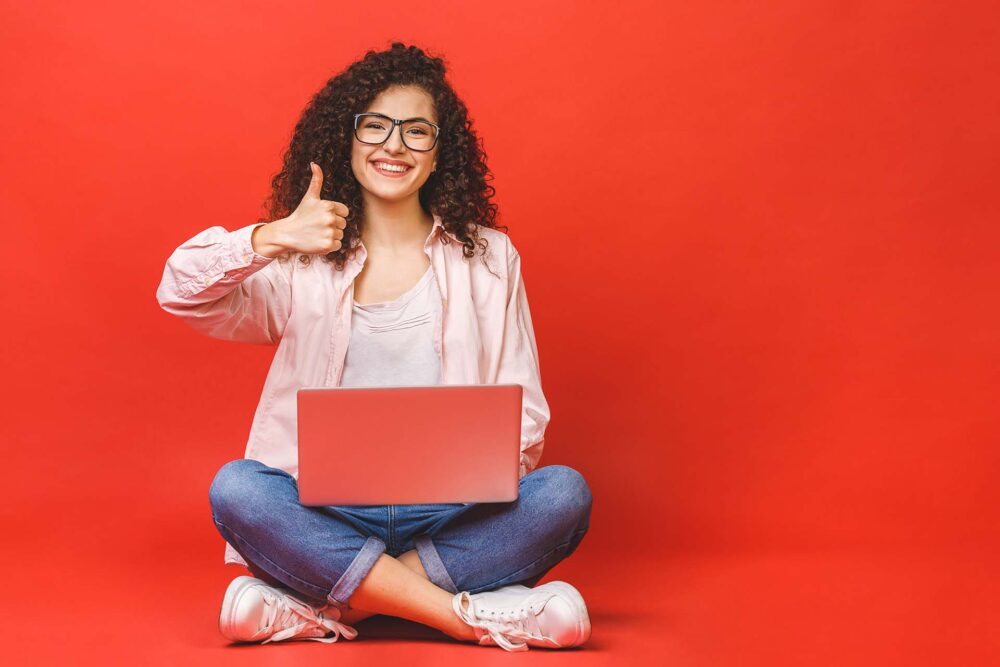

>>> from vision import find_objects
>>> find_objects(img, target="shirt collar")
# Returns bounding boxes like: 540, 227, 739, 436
352, 212, 461, 261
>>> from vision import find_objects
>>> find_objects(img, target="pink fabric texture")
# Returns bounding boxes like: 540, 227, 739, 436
156, 212, 550, 567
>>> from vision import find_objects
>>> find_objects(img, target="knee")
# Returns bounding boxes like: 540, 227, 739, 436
208, 458, 266, 521
531, 465, 593, 525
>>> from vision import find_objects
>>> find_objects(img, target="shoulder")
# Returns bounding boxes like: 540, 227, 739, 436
470, 225, 518, 273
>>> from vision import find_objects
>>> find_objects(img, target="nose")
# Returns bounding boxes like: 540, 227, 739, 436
382, 123, 405, 153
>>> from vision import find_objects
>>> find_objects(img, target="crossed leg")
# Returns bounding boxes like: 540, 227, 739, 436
332, 465, 592, 639
339, 550, 479, 641
213, 460, 591, 643
248, 546, 476, 640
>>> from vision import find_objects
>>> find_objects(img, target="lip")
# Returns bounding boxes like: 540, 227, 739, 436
372, 158, 412, 167
371, 160, 413, 178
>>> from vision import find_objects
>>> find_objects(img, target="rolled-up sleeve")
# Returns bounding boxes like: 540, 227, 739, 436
495, 242, 551, 480
155, 222, 293, 345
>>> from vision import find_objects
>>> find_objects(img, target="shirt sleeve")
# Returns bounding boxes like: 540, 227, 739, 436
496, 240, 551, 480
155, 222, 293, 345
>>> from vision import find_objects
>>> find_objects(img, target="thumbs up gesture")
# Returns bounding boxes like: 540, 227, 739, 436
252, 161, 350, 257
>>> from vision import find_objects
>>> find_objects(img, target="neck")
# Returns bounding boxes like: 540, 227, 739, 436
360, 194, 433, 251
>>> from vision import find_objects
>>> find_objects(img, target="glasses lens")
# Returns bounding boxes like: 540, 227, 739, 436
356, 115, 437, 151
400, 119, 436, 151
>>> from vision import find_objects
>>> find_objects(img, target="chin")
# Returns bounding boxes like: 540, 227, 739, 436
366, 186, 415, 201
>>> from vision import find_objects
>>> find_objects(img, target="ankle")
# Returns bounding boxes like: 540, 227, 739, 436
449, 594, 482, 643
338, 607, 376, 625
449, 620, 482, 643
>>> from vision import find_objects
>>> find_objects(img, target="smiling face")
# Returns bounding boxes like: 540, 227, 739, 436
350, 85, 439, 207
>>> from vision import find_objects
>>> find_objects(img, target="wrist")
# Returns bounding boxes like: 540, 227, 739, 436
251, 221, 288, 258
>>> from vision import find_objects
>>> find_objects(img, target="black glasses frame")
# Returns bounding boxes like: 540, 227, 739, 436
353, 113, 441, 152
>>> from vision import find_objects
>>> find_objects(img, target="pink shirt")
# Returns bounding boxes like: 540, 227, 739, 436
156, 212, 550, 567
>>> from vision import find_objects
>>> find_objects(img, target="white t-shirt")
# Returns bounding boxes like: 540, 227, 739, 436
339, 265, 442, 388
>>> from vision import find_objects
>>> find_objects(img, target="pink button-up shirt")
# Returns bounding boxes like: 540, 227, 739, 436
156, 212, 550, 566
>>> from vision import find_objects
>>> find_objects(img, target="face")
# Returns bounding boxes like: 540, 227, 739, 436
350, 85, 439, 206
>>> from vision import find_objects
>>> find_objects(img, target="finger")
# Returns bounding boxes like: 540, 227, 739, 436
329, 200, 349, 218
305, 161, 324, 200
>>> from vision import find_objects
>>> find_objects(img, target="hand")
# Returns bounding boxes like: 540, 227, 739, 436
260, 161, 350, 256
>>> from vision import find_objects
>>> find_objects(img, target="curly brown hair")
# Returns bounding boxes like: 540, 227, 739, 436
257, 41, 508, 271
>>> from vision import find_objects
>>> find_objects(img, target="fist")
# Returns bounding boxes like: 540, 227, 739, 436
272, 162, 350, 255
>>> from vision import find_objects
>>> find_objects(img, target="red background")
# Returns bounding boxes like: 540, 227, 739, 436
2, 1, 997, 663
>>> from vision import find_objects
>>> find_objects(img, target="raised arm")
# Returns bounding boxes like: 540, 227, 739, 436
156, 163, 349, 345
155, 222, 293, 345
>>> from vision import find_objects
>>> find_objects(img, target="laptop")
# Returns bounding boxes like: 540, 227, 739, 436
296, 384, 523, 506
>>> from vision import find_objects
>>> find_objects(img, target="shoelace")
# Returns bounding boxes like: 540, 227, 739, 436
256, 587, 359, 644
452, 591, 549, 652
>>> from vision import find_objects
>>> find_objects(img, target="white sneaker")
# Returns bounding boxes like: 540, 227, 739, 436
452, 581, 592, 651
219, 575, 359, 644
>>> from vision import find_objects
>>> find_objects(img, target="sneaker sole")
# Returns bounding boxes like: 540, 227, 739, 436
536, 581, 592, 647
220, 575, 263, 641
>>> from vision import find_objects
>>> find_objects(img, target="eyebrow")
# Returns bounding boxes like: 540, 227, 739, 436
368, 112, 436, 124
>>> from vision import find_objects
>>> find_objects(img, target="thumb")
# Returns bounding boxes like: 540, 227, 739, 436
305, 161, 325, 199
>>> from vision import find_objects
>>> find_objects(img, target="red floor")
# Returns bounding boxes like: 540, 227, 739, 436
5, 516, 995, 665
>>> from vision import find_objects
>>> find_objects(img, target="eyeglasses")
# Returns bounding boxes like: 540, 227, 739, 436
353, 113, 441, 152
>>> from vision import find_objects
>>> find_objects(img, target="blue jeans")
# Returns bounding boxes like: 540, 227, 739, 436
208, 459, 593, 613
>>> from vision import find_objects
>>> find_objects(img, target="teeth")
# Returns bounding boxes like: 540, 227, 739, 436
375, 162, 409, 173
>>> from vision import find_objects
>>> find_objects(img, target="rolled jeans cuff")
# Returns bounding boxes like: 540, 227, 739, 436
413, 533, 459, 594
326, 535, 386, 611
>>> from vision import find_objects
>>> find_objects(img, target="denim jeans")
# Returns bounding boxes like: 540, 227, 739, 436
208, 459, 593, 613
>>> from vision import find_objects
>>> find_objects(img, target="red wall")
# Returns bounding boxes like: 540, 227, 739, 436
2, 0, 997, 659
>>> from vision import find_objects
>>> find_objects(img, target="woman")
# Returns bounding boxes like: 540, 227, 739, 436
156, 42, 593, 652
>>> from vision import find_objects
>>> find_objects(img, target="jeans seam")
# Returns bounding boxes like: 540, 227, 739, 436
388, 505, 396, 554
